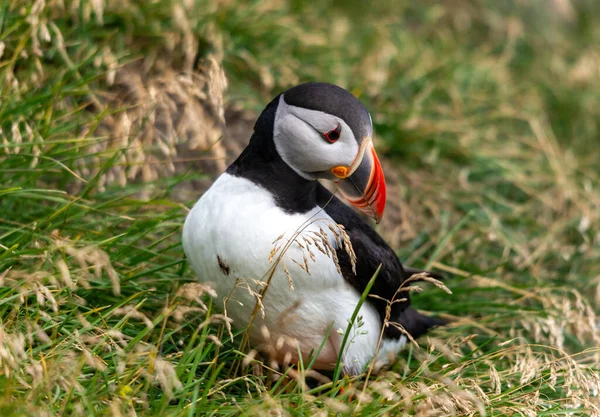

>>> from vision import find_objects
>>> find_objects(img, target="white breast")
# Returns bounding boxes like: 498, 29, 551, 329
182, 173, 405, 374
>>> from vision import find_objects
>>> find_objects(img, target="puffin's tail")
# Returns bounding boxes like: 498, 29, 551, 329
395, 307, 447, 339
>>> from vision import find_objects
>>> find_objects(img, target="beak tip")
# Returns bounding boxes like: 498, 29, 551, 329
334, 140, 387, 224
373, 204, 385, 224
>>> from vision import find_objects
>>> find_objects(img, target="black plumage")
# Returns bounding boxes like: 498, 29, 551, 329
283, 82, 372, 141
227, 94, 318, 213
316, 185, 445, 340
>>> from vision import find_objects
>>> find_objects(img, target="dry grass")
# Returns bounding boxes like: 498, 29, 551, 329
1, 0, 600, 415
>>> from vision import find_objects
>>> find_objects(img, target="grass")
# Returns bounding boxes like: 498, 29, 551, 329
1, 0, 600, 415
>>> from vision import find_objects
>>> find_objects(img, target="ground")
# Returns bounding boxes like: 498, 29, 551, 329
1, 1, 599, 416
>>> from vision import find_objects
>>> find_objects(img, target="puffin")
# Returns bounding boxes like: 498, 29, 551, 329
183, 82, 445, 375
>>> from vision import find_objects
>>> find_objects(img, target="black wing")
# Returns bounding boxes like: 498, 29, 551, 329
316, 185, 444, 339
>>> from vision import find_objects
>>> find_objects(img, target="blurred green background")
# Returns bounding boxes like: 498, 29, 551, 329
1, 1, 599, 415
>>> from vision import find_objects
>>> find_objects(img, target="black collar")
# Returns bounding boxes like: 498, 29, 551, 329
226, 96, 318, 214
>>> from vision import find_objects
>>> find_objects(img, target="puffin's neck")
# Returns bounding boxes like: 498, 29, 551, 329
226, 122, 318, 214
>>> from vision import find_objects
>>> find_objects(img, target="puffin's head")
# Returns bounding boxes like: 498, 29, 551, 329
271, 82, 386, 223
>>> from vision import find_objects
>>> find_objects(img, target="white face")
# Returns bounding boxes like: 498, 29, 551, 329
272, 95, 364, 180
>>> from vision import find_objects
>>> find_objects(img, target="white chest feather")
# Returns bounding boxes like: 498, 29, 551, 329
182, 173, 404, 374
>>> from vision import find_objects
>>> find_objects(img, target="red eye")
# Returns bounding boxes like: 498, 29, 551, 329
324, 125, 341, 143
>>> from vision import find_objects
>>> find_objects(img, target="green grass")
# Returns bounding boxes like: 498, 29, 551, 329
1, 0, 600, 415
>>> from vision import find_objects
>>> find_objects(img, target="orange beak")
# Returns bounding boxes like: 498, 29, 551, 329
331, 138, 387, 223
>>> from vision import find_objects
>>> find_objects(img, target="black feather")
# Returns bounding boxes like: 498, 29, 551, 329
394, 307, 447, 339
316, 185, 444, 340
